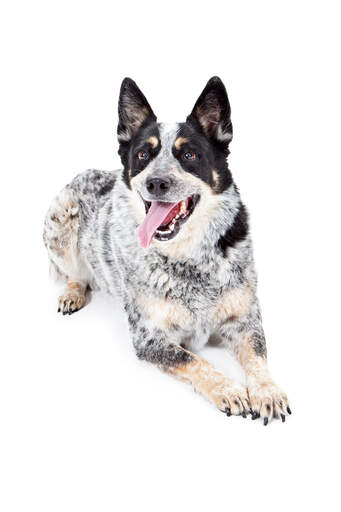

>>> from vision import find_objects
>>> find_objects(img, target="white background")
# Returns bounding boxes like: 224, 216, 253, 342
0, 1, 340, 510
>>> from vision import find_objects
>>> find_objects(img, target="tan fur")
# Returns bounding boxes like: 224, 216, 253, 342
212, 170, 220, 192
50, 224, 76, 266
141, 106, 149, 117
68, 281, 85, 293
128, 105, 150, 131
48, 236, 65, 258
58, 279, 86, 313
147, 136, 159, 148
195, 105, 214, 135
136, 293, 192, 330
169, 351, 250, 414
216, 286, 253, 323
174, 136, 188, 150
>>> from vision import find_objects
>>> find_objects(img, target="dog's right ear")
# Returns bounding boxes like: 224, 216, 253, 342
117, 78, 156, 144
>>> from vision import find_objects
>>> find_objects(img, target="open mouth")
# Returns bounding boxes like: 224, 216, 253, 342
137, 195, 200, 248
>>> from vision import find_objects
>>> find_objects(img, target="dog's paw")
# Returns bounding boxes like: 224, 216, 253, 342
213, 381, 251, 417
48, 189, 79, 226
58, 290, 85, 315
247, 380, 291, 425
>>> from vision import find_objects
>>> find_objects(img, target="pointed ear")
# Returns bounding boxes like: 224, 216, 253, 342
186, 76, 233, 150
117, 78, 156, 143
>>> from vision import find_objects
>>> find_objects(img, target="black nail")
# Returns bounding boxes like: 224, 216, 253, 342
287, 407, 292, 415
225, 407, 231, 417
266, 404, 271, 412
264, 417, 268, 426
62, 310, 67, 315
57, 308, 60, 313
241, 411, 247, 418
252, 411, 258, 420
281, 414, 286, 423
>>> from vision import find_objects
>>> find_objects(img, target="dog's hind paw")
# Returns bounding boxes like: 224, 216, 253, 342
247, 381, 291, 425
48, 189, 79, 226
58, 287, 86, 315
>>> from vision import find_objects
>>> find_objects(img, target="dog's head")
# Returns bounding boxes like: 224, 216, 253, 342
117, 77, 234, 249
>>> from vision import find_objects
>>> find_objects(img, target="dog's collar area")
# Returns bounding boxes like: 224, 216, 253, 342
142, 194, 199, 242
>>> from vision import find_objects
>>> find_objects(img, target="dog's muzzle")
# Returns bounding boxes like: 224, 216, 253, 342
137, 194, 200, 248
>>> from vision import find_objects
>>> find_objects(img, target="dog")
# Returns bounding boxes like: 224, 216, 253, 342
43, 76, 291, 424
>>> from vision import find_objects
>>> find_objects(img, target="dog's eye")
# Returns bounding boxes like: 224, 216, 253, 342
138, 150, 149, 161
183, 152, 196, 161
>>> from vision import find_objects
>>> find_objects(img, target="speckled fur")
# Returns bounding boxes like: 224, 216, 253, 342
43, 77, 290, 424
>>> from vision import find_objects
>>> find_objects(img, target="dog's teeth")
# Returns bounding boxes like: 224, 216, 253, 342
155, 198, 191, 238
157, 229, 171, 234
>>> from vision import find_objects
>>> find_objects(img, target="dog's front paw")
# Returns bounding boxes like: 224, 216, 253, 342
212, 381, 251, 417
247, 379, 291, 425
58, 290, 86, 315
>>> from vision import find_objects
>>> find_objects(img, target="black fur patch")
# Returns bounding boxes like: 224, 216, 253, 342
98, 180, 115, 196
118, 122, 161, 188
186, 76, 233, 156
117, 77, 159, 188
252, 332, 267, 358
173, 123, 233, 193
136, 341, 193, 367
217, 203, 249, 255
117, 77, 156, 141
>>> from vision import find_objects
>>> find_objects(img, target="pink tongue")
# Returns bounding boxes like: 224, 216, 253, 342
137, 201, 177, 248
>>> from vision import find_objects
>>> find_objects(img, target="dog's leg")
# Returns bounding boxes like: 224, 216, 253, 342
236, 333, 291, 423
168, 351, 251, 416
219, 297, 291, 424
43, 188, 91, 314
126, 299, 250, 416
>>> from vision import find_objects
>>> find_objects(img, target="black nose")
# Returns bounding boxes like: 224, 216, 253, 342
146, 177, 171, 196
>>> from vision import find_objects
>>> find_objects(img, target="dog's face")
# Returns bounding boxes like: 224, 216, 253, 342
117, 77, 234, 248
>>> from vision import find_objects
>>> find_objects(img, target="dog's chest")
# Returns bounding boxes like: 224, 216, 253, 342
131, 252, 236, 322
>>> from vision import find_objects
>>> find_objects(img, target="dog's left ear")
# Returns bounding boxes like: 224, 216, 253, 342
117, 78, 156, 143
187, 76, 233, 151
